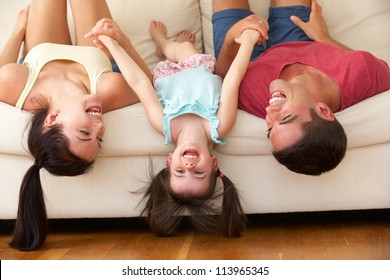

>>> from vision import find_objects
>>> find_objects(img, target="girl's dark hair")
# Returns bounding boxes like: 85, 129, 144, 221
9, 106, 93, 251
141, 164, 246, 238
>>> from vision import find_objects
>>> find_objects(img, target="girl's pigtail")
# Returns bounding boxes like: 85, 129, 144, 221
142, 168, 183, 236
217, 169, 246, 238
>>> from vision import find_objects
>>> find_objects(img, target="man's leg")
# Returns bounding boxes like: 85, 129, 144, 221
212, 0, 264, 77
271, 0, 310, 8
267, 0, 312, 48
213, 0, 250, 13
212, 0, 252, 60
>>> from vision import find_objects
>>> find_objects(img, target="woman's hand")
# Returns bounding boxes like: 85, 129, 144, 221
85, 18, 131, 50
13, 5, 30, 38
0, 5, 30, 66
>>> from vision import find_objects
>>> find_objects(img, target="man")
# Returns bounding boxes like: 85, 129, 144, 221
212, 0, 390, 175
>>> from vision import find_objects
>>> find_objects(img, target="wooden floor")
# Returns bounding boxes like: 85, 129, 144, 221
1, 209, 389, 260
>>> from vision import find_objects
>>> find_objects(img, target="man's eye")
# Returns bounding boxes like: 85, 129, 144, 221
282, 115, 291, 121
266, 127, 272, 138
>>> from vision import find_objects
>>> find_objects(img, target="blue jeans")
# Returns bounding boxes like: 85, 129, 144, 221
212, 6, 312, 61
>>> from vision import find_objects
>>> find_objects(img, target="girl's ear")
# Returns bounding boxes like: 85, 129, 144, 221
315, 103, 335, 121
211, 156, 219, 171
44, 110, 60, 128
166, 153, 173, 167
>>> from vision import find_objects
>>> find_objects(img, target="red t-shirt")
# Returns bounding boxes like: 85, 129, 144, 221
238, 41, 390, 119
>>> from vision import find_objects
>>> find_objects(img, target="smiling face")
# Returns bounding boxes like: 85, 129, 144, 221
44, 93, 105, 162
167, 145, 218, 198
265, 79, 320, 151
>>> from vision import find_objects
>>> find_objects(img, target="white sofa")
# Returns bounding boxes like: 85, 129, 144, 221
1, 0, 389, 220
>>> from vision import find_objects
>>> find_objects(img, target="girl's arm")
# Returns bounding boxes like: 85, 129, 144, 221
85, 18, 152, 82
0, 6, 29, 67
215, 14, 267, 78
97, 35, 164, 134
217, 29, 260, 137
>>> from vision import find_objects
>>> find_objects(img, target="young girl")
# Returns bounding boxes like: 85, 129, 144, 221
94, 21, 261, 237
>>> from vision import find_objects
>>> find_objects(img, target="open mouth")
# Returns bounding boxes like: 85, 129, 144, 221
269, 91, 286, 105
86, 107, 102, 116
182, 149, 199, 159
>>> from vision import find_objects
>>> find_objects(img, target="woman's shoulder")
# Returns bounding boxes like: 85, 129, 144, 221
98, 72, 141, 112
0, 63, 28, 105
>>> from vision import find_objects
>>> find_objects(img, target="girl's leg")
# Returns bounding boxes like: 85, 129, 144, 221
150, 21, 197, 63
69, 0, 112, 46
24, 0, 71, 53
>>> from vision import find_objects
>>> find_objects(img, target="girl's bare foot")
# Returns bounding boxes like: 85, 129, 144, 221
150, 20, 168, 58
150, 20, 196, 59
174, 31, 196, 44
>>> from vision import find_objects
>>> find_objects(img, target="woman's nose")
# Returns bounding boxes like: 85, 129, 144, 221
94, 121, 105, 135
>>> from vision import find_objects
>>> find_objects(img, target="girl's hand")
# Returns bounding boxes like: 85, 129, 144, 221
235, 29, 261, 46
228, 14, 269, 45
85, 18, 131, 49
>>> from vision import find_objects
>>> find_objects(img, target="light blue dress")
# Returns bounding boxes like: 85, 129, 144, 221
154, 65, 226, 145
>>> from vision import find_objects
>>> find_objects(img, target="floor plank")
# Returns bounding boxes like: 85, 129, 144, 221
1, 209, 389, 260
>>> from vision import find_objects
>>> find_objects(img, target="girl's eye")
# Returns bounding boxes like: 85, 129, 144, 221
175, 169, 185, 174
194, 171, 204, 175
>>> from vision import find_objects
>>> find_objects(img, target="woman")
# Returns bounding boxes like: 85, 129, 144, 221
0, 0, 151, 251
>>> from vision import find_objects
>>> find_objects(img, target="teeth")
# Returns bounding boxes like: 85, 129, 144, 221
269, 91, 286, 105
269, 97, 285, 104
86, 108, 102, 115
183, 154, 197, 159
272, 91, 282, 97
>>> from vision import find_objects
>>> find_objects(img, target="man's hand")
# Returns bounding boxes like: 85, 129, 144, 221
290, 0, 330, 42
